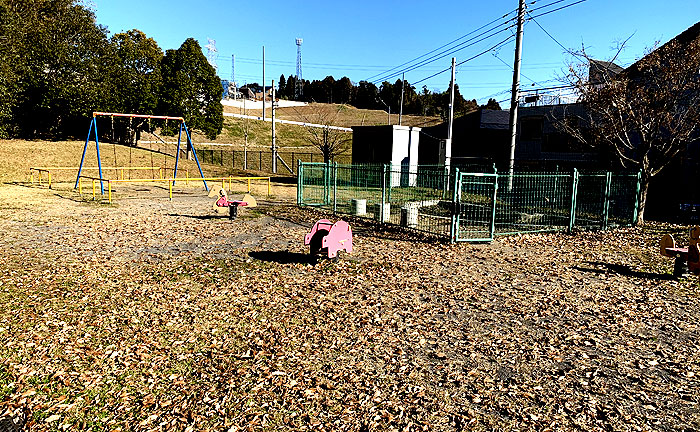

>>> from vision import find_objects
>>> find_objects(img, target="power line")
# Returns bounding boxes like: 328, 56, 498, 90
373, 23, 518, 84
491, 51, 540, 85
365, 0, 583, 84
371, 0, 587, 85
364, 7, 519, 82
528, 0, 587, 20
411, 35, 516, 86
528, 13, 584, 60
528, 0, 572, 13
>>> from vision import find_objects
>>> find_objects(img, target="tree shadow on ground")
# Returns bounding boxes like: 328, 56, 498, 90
574, 261, 676, 281
248, 250, 318, 265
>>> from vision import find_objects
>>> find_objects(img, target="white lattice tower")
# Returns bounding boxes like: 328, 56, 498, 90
295, 38, 303, 98
205, 38, 218, 72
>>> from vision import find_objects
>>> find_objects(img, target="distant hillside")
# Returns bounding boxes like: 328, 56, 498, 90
222, 102, 443, 129
159, 102, 445, 155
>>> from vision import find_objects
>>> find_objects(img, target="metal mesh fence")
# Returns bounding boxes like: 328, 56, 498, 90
456, 173, 498, 241
199, 148, 351, 174
298, 163, 640, 242
495, 173, 574, 235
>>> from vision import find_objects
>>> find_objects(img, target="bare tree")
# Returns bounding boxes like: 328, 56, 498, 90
558, 31, 700, 222
293, 103, 352, 163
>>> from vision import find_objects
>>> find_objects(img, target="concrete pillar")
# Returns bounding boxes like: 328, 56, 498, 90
352, 199, 367, 216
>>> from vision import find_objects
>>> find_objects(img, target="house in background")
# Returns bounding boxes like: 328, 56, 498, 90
417, 104, 605, 172
418, 109, 509, 170
349, 21, 699, 220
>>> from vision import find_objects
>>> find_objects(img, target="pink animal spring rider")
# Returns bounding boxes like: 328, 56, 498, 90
304, 219, 353, 259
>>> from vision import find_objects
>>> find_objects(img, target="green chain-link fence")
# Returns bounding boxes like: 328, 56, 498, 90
297, 162, 640, 242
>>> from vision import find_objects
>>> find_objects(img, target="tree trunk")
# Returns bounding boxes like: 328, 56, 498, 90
322, 144, 331, 164
637, 175, 649, 224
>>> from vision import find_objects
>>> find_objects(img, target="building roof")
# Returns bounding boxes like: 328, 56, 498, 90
590, 60, 624, 75
480, 109, 509, 130
624, 20, 700, 75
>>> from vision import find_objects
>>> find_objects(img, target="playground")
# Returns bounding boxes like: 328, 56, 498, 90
0, 116, 699, 430
1, 168, 699, 430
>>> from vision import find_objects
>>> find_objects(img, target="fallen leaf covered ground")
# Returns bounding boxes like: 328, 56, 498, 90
0, 183, 698, 431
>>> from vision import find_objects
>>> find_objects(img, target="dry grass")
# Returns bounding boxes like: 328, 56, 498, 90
216, 102, 443, 158
223, 102, 442, 129
0, 139, 273, 184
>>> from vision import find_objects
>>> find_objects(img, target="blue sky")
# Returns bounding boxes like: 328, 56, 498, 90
91, 0, 698, 104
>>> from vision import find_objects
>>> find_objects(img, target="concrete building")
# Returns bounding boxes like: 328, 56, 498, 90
351, 125, 421, 187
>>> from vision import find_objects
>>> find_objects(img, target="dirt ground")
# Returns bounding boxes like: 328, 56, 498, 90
0, 182, 698, 431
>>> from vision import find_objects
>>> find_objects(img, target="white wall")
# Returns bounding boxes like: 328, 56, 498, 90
389, 126, 420, 187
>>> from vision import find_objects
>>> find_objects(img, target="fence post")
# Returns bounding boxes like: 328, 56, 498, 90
333, 162, 338, 214
322, 162, 328, 206
387, 164, 393, 203
632, 170, 642, 225
443, 165, 449, 199
603, 171, 612, 230
490, 171, 498, 240
380, 164, 387, 224
569, 168, 579, 233
450, 168, 461, 243
232, 150, 235, 169
259, 151, 262, 170
297, 161, 303, 205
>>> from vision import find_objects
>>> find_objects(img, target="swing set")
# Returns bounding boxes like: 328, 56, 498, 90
74, 112, 209, 195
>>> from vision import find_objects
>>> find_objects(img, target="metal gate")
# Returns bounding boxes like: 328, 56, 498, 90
454, 172, 498, 242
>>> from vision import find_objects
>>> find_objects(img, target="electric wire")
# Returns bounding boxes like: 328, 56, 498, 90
528, 13, 585, 60
372, 22, 518, 84
364, 7, 519, 82
492, 51, 540, 85
411, 35, 516, 86
528, 0, 587, 20
373, 0, 587, 86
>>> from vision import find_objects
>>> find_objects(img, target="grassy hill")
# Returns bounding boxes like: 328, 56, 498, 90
215, 102, 443, 152
0, 102, 442, 182
0, 139, 249, 184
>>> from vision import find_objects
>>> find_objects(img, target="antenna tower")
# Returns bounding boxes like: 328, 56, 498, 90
231, 54, 235, 84
205, 38, 218, 72
295, 38, 303, 98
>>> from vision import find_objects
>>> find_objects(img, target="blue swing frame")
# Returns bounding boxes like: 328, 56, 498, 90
74, 112, 209, 194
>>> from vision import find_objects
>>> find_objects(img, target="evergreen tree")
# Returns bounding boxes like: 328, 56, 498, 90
334, 77, 354, 104
285, 75, 297, 100
0, 0, 114, 138
480, 98, 503, 110
354, 81, 380, 109
158, 38, 223, 140
110, 29, 163, 144
278, 74, 287, 99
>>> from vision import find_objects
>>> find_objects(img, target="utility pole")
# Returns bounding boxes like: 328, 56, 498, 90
271, 79, 277, 174
262, 46, 266, 121
377, 97, 391, 125
399, 73, 405, 126
231, 54, 236, 99
446, 57, 456, 172
508, 0, 526, 184
243, 94, 248, 170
